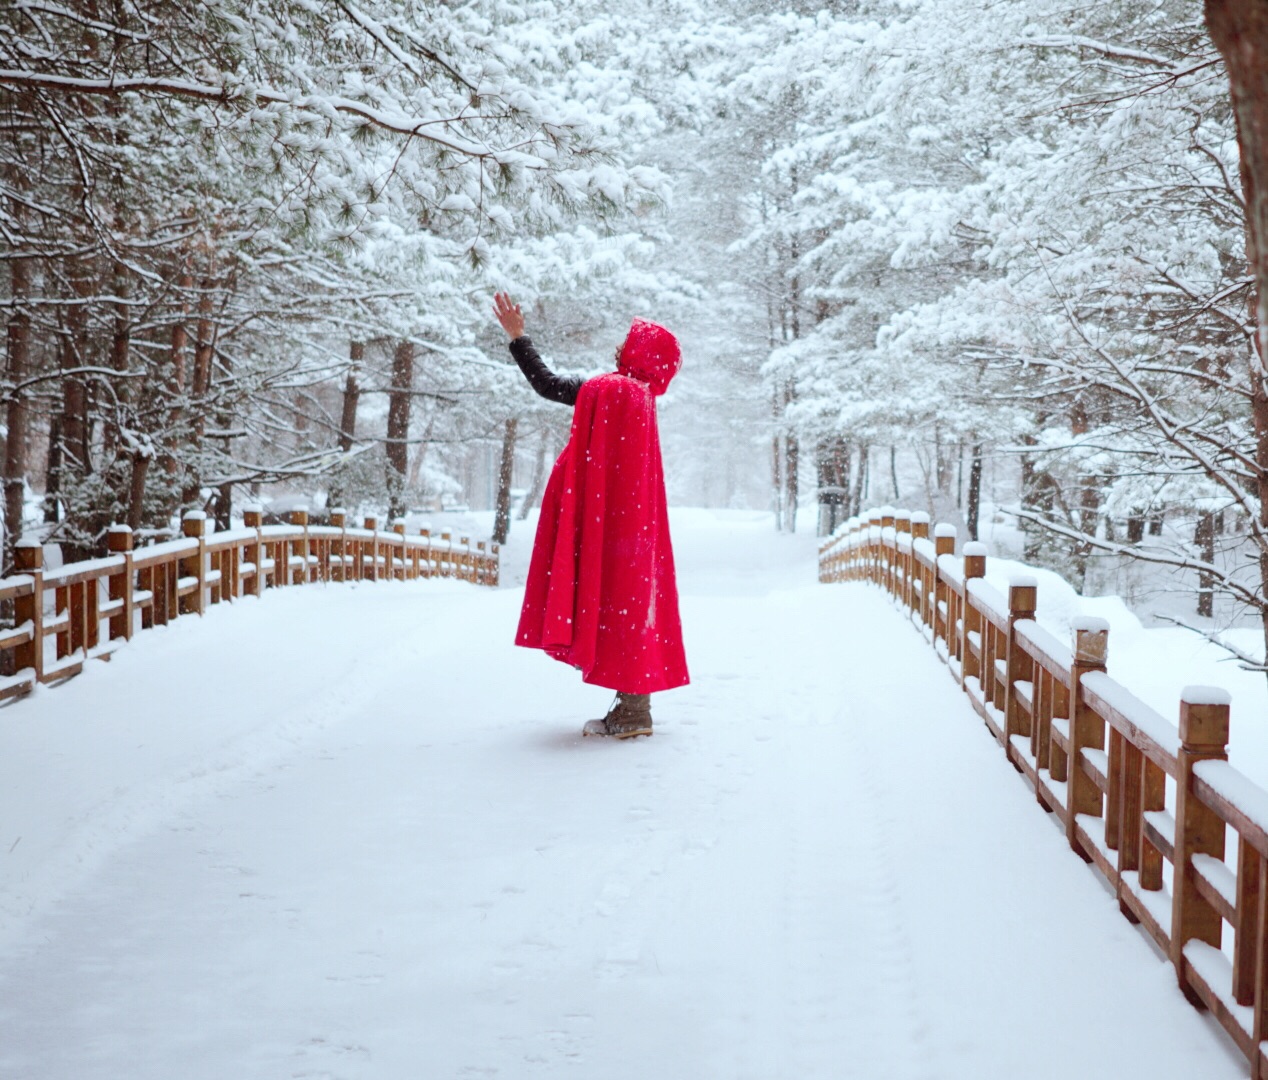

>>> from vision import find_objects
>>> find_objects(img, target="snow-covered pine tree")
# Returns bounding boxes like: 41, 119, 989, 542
0, 0, 662, 560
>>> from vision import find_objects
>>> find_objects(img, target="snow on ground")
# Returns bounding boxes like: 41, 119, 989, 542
0, 509, 1250, 1079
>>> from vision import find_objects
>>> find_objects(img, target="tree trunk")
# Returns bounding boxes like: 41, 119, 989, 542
61, 372, 88, 482
967, 443, 983, 541
1073, 480, 1101, 593
386, 339, 414, 520
771, 390, 783, 531
890, 445, 900, 502
934, 425, 954, 496
104, 256, 130, 460
1019, 434, 1042, 561
783, 380, 798, 532
160, 259, 192, 516
192, 274, 215, 408
1196, 510, 1217, 618
815, 436, 849, 537
2, 110, 33, 569
4, 253, 31, 566
492, 417, 518, 545
62, 260, 92, 485
1204, 1, 1268, 677
518, 427, 549, 521
848, 443, 869, 518
211, 326, 236, 529
784, 430, 799, 533
407, 413, 436, 496
180, 261, 216, 507
214, 482, 232, 532
339, 341, 363, 453
327, 340, 363, 512
127, 451, 150, 532
44, 415, 63, 525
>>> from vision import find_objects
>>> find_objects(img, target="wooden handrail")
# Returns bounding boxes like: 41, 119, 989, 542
821, 508, 1268, 1079
0, 510, 499, 706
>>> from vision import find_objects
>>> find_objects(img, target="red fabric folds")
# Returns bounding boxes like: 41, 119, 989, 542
516, 325, 688, 694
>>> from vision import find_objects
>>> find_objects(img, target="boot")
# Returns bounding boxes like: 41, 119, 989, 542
582, 693, 653, 739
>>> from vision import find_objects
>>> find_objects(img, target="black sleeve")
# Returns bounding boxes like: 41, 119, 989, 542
508, 336, 584, 407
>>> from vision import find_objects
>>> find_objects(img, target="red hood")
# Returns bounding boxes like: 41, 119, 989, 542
617, 319, 681, 396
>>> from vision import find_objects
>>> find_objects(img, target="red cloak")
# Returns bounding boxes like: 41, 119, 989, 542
516, 320, 689, 694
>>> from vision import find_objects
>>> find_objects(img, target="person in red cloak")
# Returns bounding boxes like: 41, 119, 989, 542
493, 292, 689, 738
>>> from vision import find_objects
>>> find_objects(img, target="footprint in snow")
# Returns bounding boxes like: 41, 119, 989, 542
597, 942, 641, 978
594, 881, 631, 917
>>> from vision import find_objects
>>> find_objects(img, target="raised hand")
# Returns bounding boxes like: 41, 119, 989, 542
493, 292, 526, 339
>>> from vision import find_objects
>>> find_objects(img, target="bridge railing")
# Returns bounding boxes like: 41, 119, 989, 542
0, 507, 499, 705
821, 506, 1268, 1079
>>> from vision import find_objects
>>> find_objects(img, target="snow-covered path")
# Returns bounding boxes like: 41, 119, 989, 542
0, 511, 1247, 1079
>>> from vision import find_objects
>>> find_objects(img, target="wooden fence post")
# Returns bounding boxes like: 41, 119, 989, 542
1233, 793, 1261, 1011
1237, 833, 1268, 1080
351, 513, 366, 582
393, 519, 408, 580
225, 528, 239, 601
858, 512, 869, 582
868, 510, 883, 585
1170, 687, 1231, 999
107, 525, 134, 641
491, 542, 500, 587
419, 528, 432, 578
880, 506, 896, 597
961, 541, 986, 690
1067, 617, 1109, 856
860, 512, 872, 582
14, 539, 43, 680
181, 511, 208, 615
289, 509, 310, 585
894, 509, 912, 602
1005, 576, 1037, 756
243, 506, 263, 595
329, 509, 347, 582
909, 513, 929, 616
932, 524, 955, 646
364, 515, 379, 581
310, 512, 327, 582
410, 529, 423, 580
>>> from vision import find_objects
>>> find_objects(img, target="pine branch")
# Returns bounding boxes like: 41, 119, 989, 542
1155, 614, 1268, 673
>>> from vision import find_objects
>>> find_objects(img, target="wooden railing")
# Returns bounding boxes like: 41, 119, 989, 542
821, 506, 1268, 1079
0, 508, 499, 704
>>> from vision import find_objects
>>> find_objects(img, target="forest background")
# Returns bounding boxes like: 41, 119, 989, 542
3, 0, 1268, 664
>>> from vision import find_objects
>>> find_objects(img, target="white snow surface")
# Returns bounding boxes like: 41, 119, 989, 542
1181, 685, 1233, 707
0, 509, 1247, 1079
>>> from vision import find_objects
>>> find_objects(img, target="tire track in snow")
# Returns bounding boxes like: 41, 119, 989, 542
827, 692, 934, 1080
763, 595, 933, 1080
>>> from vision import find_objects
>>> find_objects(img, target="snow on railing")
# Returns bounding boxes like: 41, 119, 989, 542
820, 506, 1268, 1079
0, 508, 498, 705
